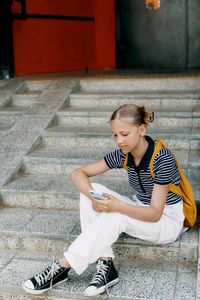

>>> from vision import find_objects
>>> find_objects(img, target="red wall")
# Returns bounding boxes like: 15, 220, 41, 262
12, 0, 116, 75
94, 0, 116, 69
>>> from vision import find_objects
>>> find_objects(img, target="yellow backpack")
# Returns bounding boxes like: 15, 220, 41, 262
123, 138, 197, 227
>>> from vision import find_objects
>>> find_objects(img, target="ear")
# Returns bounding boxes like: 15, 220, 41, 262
139, 124, 146, 136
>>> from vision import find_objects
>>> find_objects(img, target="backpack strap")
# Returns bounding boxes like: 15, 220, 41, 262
149, 139, 183, 197
149, 139, 163, 179
123, 153, 129, 171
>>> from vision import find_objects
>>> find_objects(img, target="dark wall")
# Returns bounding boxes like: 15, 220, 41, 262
188, 0, 200, 67
0, 0, 14, 78
116, 0, 200, 68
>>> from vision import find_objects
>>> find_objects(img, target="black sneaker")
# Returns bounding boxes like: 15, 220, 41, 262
22, 258, 70, 295
84, 259, 119, 296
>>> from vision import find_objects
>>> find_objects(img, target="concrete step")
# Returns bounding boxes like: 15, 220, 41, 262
0, 77, 199, 300
11, 92, 41, 107
0, 202, 199, 299
0, 114, 19, 132
0, 103, 29, 113
0, 207, 198, 261
0, 174, 134, 210
26, 146, 197, 166
42, 127, 200, 151
56, 107, 200, 128
21, 80, 51, 91
69, 90, 200, 110
23, 157, 126, 177
79, 78, 200, 92
1, 174, 199, 210
0, 247, 198, 299
0, 80, 51, 108
23, 148, 200, 181
27, 146, 113, 163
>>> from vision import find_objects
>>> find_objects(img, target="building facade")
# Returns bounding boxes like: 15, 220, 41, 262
0, 0, 200, 78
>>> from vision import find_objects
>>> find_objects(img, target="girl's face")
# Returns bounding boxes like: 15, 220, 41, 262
110, 118, 146, 154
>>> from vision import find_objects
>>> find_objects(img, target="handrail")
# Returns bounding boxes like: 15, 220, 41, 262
12, 13, 94, 22
11, 0, 94, 22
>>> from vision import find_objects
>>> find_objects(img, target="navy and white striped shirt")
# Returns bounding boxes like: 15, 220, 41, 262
104, 136, 182, 205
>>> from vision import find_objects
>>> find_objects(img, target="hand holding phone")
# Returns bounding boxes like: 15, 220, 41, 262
89, 190, 107, 200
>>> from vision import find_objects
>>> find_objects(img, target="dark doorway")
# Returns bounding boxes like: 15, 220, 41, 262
116, 0, 200, 69
0, 0, 15, 79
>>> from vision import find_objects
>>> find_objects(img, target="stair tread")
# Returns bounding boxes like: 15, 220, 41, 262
27, 146, 111, 161
15, 90, 41, 96
1, 174, 131, 193
44, 125, 198, 137
0, 248, 197, 299
57, 107, 200, 116
0, 207, 79, 238
24, 149, 200, 174
70, 90, 200, 97
2, 175, 77, 194
0, 207, 198, 247
26, 147, 191, 165
2, 173, 199, 198
79, 78, 200, 92
1, 175, 135, 200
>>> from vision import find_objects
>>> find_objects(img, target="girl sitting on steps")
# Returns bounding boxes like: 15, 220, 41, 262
22, 104, 185, 296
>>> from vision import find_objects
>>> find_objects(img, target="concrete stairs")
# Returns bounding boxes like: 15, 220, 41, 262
0, 77, 199, 299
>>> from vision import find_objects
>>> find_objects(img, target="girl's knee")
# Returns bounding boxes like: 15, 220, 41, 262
101, 212, 125, 232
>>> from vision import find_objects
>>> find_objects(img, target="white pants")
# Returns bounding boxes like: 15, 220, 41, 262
64, 183, 184, 275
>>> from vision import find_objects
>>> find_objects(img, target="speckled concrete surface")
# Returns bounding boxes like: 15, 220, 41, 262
0, 254, 197, 299
0, 75, 199, 299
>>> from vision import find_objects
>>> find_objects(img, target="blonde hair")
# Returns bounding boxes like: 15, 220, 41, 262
110, 104, 154, 126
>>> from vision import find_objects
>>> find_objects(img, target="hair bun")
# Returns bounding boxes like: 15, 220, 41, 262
145, 111, 154, 123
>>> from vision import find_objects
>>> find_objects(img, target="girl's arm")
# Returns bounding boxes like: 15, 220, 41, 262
70, 158, 110, 202
94, 183, 169, 222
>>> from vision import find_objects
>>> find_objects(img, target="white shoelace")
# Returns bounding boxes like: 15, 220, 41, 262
90, 260, 109, 296
34, 256, 59, 289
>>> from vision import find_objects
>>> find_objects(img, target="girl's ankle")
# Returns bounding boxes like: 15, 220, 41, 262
59, 257, 71, 269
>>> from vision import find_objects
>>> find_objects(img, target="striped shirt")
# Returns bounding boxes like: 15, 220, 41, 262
104, 136, 182, 205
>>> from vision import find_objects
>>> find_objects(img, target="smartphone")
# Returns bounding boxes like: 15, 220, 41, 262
89, 190, 107, 200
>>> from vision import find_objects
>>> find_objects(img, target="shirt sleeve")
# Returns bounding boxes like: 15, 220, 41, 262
153, 148, 177, 185
104, 149, 125, 169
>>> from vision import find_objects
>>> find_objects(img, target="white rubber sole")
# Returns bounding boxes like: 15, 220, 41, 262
83, 277, 119, 296
22, 277, 68, 295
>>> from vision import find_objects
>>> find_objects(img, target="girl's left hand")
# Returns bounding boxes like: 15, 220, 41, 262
93, 193, 122, 213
